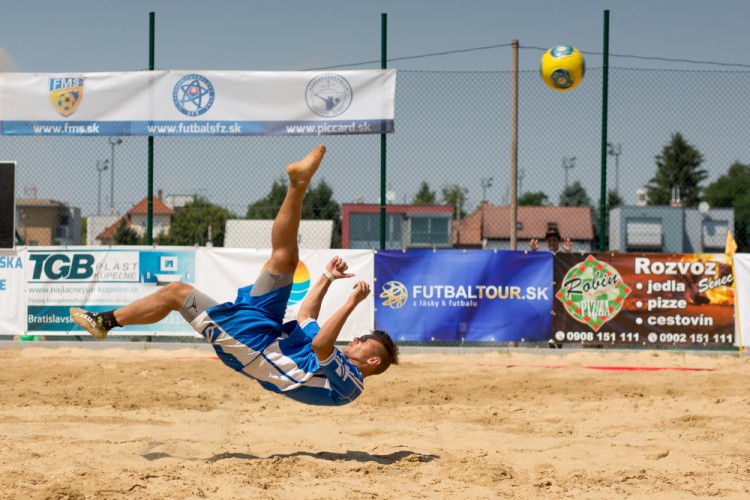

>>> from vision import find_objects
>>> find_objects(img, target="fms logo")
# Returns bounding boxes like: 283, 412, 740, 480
305, 73, 353, 117
49, 77, 84, 117
173, 74, 215, 116
379, 280, 408, 309
556, 255, 631, 331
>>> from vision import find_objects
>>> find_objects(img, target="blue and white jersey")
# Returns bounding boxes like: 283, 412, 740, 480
192, 307, 364, 406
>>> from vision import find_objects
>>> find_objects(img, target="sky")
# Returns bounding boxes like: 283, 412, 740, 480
2, 0, 750, 216
2, 1, 749, 73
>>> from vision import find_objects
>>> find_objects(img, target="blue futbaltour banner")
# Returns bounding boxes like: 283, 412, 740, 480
0, 70, 395, 136
374, 250, 553, 342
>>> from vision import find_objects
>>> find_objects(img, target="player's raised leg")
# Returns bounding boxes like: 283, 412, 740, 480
266, 144, 326, 275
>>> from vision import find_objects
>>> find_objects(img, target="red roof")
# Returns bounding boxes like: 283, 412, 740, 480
128, 196, 175, 215
455, 203, 594, 245
96, 196, 174, 242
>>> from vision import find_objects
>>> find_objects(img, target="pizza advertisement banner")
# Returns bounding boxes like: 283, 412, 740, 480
552, 253, 735, 346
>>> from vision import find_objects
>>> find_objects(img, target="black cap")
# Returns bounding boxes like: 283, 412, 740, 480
545, 228, 561, 239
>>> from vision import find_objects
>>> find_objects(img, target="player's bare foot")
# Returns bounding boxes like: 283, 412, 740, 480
287, 145, 326, 187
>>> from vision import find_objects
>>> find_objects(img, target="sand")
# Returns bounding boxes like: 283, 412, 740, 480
1, 345, 749, 499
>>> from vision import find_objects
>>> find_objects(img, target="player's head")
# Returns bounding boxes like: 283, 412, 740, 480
545, 228, 561, 251
343, 329, 399, 377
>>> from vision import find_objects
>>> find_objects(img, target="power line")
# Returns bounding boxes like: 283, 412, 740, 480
303, 43, 750, 71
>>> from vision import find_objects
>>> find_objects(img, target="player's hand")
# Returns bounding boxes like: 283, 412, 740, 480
326, 256, 354, 280
529, 239, 540, 252
349, 281, 370, 304
562, 238, 572, 252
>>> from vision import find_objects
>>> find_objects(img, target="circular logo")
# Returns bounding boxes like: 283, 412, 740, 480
380, 281, 408, 309
173, 74, 215, 116
551, 45, 574, 58
305, 73, 353, 117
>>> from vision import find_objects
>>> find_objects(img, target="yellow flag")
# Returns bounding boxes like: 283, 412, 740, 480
725, 229, 738, 259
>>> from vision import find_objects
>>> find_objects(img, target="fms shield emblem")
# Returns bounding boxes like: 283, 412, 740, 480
305, 73, 353, 117
49, 77, 84, 117
556, 255, 631, 331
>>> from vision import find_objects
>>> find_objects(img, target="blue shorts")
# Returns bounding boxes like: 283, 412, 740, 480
201, 283, 292, 353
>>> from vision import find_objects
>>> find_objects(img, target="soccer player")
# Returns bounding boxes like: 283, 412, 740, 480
70, 145, 398, 406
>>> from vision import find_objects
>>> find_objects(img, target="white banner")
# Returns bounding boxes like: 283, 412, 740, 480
0, 70, 395, 136
195, 248, 374, 341
21, 246, 374, 338
0, 249, 26, 335
733, 254, 750, 347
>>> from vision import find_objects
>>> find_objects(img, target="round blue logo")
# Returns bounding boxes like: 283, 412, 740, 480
550, 45, 574, 58
173, 74, 215, 116
305, 73, 353, 118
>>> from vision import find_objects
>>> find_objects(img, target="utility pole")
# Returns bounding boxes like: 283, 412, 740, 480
607, 142, 622, 193
480, 177, 493, 202
562, 156, 576, 189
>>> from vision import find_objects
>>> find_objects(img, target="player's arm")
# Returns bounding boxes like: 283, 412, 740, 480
297, 256, 353, 323
312, 281, 370, 360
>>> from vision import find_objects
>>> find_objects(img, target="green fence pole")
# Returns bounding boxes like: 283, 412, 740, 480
599, 10, 610, 252
147, 12, 155, 245
380, 13, 387, 250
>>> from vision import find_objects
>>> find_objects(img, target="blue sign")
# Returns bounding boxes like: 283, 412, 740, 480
375, 250, 552, 342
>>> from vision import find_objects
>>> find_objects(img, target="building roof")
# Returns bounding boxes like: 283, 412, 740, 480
16, 198, 67, 207
342, 203, 453, 215
455, 203, 594, 245
96, 196, 174, 241
128, 196, 175, 215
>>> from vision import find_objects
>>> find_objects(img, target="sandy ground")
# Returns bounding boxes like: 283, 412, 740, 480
1, 346, 750, 499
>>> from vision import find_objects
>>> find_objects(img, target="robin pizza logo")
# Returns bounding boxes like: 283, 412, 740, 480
49, 77, 84, 117
556, 255, 631, 331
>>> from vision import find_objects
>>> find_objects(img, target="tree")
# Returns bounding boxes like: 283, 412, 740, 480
113, 218, 142, 245
301, 179, 342, 248
607, 189, 625, 209
646, 132, 707, 207
559, 181, 592, 207
703, 161, 750, 250
80, 217, 87, 245
157, 196, 234, 247
413, 181, 437, 205
246, 178, 342, 248
518, 191, 549, 206
246, 177, 287, 219
441, 184, 469, 219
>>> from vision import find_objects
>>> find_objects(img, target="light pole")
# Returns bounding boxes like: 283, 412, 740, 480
108, 137, 124, 215
562, 156, 576, 188
96, 159, 109, 215
607, 142, 622, 193
480, 177, 493, 202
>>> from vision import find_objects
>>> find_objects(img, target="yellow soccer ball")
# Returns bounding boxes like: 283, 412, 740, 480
540, 45, 585, 91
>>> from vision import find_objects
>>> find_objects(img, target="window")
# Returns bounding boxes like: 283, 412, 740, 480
626, 219, 663, 251
410, 216, 451, 246
702, 220, 728, 252
349, 213, 403, 249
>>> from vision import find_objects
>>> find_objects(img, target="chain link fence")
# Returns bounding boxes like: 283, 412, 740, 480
6, 65, 750, 253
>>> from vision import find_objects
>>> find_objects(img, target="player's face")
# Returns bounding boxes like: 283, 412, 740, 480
343, 334, 383, 364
